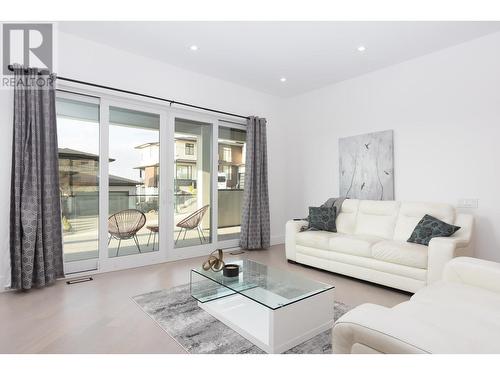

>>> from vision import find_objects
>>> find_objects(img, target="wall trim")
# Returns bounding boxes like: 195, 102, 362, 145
271, 234, 285, 246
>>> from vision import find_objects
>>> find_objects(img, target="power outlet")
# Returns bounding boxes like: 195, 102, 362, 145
457, 199, 478, 209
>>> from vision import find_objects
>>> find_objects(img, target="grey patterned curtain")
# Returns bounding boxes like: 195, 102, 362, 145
10, 64, 64, 290
240, 116, 270, 249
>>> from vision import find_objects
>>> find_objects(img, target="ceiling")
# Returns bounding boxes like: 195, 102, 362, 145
59, 21, 500, 97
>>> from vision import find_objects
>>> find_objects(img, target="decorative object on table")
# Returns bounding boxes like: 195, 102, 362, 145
222, 264, 240, 277
339, 129, 394, 200
407, 214, 461, 246
202, 249, 225, 271
308, 206, 337, 232
132, 283, 352, 354
175, 204, 210, 245
146, 224, 159, 250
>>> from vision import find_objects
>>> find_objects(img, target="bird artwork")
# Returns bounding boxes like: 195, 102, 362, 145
339, 130, 394, 200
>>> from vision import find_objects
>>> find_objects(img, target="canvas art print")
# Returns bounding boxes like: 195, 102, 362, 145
339, 130, 394, 200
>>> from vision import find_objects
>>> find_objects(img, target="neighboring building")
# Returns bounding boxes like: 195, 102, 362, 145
134, 137, 246, 192
58, 148, 139, 217
217, 142, 245, 189
134, 142, 160, 208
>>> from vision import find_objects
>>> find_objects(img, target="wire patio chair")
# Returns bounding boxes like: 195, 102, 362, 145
108, 209, 147, 256
175, 204, 210, 245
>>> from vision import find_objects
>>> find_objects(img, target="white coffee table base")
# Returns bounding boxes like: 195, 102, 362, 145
198, 288, 335, 354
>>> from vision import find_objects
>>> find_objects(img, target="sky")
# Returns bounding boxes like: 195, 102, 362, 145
57, 117, 158, 180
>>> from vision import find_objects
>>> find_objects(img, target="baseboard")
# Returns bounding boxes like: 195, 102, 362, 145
270, 235, 285, 246
0, 275, 10, 293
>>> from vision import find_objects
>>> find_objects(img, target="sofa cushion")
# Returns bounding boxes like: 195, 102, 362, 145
336, 199, 360, 234
354, 200, 400, 239
296, 230, 339, 249
393, 202, 455, 242
390, 281, 500, 353
410, 280, 500, 310
407, 214, 461, 246
372, 240, 428, 269
296, 245, 427, 281
329, 234, 382, 258
308, 206, 337, 232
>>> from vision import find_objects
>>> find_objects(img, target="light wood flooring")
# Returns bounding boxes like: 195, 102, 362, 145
0, 244, 410, 353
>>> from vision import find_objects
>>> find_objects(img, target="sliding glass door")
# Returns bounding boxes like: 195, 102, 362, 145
107, 106, 161, 258
172, 115, 214, 255
56, 92, 169, 274
217, 125, 246, 243
56, 90, 247, 274
56, 93, 101, 273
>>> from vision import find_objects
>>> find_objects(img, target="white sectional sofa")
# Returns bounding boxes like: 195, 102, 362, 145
285, 199, 474, 293
332, 257, 500, 353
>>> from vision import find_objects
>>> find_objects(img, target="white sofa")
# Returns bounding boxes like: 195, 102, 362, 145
332, 257, 500, 353
286, 199, 474, 293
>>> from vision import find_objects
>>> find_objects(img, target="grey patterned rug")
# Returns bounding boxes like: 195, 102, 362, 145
132, 283, 351, 354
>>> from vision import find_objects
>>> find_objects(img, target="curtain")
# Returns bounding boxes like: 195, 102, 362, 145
240, 116, 270, 249
10, 64, 64, 290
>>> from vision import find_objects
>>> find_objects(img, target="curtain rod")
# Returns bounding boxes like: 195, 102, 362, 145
7, 65, 251, 120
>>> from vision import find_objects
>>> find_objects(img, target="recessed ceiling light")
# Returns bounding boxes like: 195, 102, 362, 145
190, 45, 198, 51
280, 77, 287, 82
357, 45, 366, 52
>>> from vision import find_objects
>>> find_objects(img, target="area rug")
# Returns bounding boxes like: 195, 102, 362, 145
132, 283, 351, 354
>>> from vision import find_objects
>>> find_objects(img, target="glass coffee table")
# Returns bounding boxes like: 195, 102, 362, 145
190, 259, 334, 353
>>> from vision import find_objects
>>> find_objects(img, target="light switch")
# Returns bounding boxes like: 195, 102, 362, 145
457, 199, 478, 209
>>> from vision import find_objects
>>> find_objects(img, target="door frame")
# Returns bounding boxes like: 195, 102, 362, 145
57, 90, 101, 275
98, 97, 170, 273
216, 120, 247, 250
168, 108, 218, 261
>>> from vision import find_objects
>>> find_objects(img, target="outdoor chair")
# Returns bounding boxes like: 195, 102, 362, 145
175, 204, 210, 245
108, 209, 146, 256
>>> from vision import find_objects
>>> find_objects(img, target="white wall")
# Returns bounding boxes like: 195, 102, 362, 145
0, 31, 287, 287
284, 31, 500, 262
3, 29, 500, 288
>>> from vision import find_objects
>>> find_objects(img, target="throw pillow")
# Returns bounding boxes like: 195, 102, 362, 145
308, 206, 337, 232
407, 214, 461, 246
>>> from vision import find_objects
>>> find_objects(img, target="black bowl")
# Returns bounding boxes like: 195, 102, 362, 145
223, 264, 240, 277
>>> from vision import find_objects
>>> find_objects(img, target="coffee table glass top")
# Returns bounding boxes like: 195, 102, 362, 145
190, 259, 334, 310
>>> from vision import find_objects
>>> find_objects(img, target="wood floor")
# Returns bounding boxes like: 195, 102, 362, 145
0, 244, 410, 353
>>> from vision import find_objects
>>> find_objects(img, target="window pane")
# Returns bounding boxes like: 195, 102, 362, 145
108, 106, 160, 257
217, 126, 246, 241
174, 118, 212, 248
56, 97, 100, 262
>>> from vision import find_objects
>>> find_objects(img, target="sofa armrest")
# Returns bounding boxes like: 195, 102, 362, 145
427, 213, 474, 284
285, 220, 307, 261
332, 303, 430, 354
443, 257, 500, 294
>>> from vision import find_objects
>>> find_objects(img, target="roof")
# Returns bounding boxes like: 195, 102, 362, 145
134, 142, 160, 149
59, 171, 140, 187
108, 174, 141, 186
59, 148, 115, 162
134, 163, 160, 170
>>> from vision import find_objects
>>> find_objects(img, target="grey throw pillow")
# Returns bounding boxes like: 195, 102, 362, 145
407, 214, 460, 246
308, 206, 337, 232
